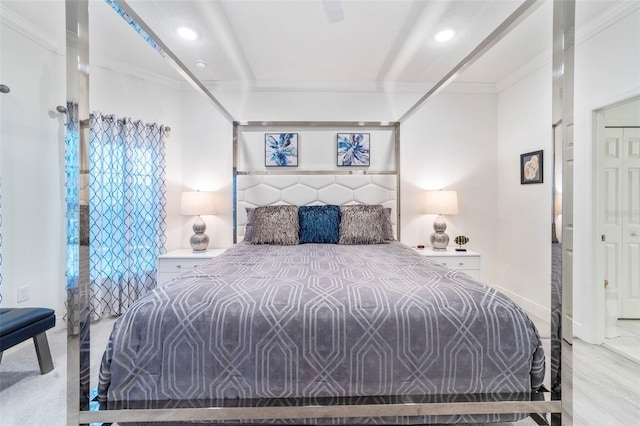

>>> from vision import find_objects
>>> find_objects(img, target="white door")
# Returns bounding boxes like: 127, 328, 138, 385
621, 128, 640, 318
602, 127, 640, 319
602, 128, 624, 313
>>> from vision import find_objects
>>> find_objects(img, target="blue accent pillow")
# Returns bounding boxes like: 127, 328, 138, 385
298, 205, 341, 244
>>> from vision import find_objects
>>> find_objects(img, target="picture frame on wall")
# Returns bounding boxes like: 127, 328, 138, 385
265, 133, 298, 167
337, 133, 370, 166
520, 150, 543, 184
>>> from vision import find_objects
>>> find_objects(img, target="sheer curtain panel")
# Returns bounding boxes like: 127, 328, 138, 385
89, 113, 167, 318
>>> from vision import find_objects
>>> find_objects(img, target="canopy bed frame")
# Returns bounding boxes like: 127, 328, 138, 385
66, 0, 573, 424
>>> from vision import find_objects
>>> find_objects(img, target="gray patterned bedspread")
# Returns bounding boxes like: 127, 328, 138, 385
97, 242, 545, 423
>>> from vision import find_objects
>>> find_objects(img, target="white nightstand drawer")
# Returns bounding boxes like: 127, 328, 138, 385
414, 247, 482, 282
157, 249, 226, 285
158, 258, 206, 273
432, 256, 480, 270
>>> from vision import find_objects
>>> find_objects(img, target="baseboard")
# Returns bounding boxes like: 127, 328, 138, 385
53, 315, 67, 332
572, 320, 583, 340
494, 286, 550, 322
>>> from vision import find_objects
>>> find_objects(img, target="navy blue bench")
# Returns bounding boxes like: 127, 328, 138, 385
0, 308, 56, 374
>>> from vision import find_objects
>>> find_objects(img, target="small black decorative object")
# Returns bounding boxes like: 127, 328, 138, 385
454, 235, 469, 252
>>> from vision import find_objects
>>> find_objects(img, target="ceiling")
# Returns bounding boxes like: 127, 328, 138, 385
2, 0, 625, 92
124, 0, 536, 87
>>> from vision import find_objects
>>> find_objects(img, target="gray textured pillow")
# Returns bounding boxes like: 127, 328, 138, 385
251, 205, 299, 245
243, 207, 255, 242
339, 205, 387, 245
383, 207, 394, 240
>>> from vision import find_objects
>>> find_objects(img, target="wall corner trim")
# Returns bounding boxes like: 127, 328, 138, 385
0, 3, 61, 54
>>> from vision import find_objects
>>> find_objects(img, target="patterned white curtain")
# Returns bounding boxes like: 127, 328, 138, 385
89, 113, 167, 318
64, 101, 80, 330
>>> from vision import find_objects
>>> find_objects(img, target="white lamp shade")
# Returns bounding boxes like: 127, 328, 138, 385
424, 190, 459, 215
180, 191, 217, 216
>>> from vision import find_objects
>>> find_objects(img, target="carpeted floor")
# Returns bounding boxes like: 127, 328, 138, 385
0, 317, 116, 426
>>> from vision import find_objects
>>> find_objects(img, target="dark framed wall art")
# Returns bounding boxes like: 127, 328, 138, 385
265, 133, 298, 167
520, 150, 543, 184
337, 133, 370, 166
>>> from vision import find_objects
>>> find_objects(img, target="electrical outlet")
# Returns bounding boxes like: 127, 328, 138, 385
17, 286, 29, 303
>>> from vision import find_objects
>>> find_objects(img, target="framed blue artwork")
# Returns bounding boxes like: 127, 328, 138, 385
265, 133, 298, 167
337, 133, 370, 166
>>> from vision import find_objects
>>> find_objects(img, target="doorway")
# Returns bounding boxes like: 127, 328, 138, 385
595, 95, 640, 363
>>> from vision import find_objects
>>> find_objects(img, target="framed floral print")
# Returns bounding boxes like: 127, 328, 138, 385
337, 133, 370, 166
265, 133, 298, 167
520, 150, 543, 184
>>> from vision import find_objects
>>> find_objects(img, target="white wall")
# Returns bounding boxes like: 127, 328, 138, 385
0, 8, 67, 318
604, 96, 640, 126
179, 89, 233, 250
573, 6, 640, 343
495, 63, 552, 318
401, 93, 500, 285
493, 4, 640, 342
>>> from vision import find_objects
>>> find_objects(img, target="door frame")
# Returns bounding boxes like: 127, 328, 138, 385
592, 92, 640, 344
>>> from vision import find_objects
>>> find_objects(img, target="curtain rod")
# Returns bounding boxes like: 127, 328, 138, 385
56, 106, 171, 132
76, 118, 171, 133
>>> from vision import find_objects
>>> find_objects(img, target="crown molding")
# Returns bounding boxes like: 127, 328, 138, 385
90, 52, 184, 91
495, 48, 550, 93
66, 29, 79, 49
496, 0, 640, 94
0, 3, 61, 54
576, 0, 640, 44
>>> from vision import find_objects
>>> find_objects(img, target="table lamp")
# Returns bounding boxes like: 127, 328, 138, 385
181, 191, 217, 252
424, 190, 459, 251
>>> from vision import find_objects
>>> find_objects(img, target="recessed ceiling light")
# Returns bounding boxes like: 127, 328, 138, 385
195, 60, 208, 69
435, 29, 455, 42
177, 27, 197, 40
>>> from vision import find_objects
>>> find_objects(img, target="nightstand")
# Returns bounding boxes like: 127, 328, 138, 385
414, 247, 482, 281
157, 249, 226, 285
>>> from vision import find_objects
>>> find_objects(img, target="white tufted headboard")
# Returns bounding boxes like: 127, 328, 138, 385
235, 174, 398, 241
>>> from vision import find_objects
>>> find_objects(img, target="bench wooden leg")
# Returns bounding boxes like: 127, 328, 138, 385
33, 332, 54, 374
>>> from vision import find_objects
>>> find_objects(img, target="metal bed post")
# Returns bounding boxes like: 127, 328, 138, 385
551, 0, 575, 423
65, 1, 91, 425
394, 122, 401, 240
233, 121, 239, 244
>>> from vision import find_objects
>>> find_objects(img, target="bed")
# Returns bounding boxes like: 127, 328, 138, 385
96, 204, 545, 424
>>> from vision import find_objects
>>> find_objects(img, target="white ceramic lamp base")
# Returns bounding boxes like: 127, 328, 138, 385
429, 215, 449, 251
190, 215, 209, 252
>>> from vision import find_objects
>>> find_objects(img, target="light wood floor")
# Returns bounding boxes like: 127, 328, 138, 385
572, 338, 640, 425
603, 319, 640, 364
